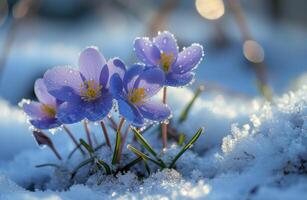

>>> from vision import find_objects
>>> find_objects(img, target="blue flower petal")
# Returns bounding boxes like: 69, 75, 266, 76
110, 74, 123, 98
133, 38, 161, 66
106, 57, 126, 88
23, 102, 47, 119
134, 66, 165, 99
108, 58, 126, 79
153, 31, 178, 58
79, 47, 106, 83
57, 102, 85, 124
34, 79, 57, 106
172, 44, 204, 74
44, 66, 83, 103
84, 93, 113, 121
138, 100, 171, 122
117, 97, 144, 126
30, 118, 61, 130
99, 64, 109, 88
165, 72, 194, 87
123, 64, 144, 93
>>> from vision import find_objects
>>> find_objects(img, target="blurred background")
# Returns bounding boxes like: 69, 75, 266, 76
0, 0, 306, 104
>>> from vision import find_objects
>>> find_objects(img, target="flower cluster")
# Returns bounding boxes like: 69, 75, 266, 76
22, 31, 205, 179
23, 31, 204, 129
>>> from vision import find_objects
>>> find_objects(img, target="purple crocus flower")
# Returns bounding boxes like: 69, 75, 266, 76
22, 79, 62, 129
133, 31, 204, 87
43, 47, 123, 123
110, 64, 171, 126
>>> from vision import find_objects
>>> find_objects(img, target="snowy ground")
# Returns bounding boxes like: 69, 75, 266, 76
1, 82, 307, 199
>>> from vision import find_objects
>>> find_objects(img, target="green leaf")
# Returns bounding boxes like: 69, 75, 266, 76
131, 127, 166, 167
132, 127, 157, 156
127, 145, 165, 168
178, 134, 186, 146
35, 163, 59, 168
169, 128, 204, 168
96, 159, 111, 175
71, 157, 94, 179
94, 143, 105, 151
80, 139, 94, 156
67, 144, 80, 160
143, 159, 151, 175
178, 85, 204, 124
112, 128, 122, 165
120, 157, 143, 172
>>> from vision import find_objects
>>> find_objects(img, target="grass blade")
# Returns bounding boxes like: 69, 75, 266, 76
112, 129, 122, 165
178, 85, 204, 124
80, 139, 94, 156
143, 160, 151, 175
67, 143, 83, 160
96, 159, 111, 175
120, 157, 143, 172
35, 163, 59, 168
169, 128, 204, 168
127, 145, 164, 168
132, 127, 157, 156
178, 134, 186, 146
71, 157, 94, 179
131, 127, 166, 167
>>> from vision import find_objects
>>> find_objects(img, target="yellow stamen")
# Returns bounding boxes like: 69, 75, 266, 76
160, 52, 174, 72
41, 104, 56, 118
80, 80, 102, 101
128, 88, 146, 104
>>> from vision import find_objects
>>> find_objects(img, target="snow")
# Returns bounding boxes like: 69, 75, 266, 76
0, 82, 307, 199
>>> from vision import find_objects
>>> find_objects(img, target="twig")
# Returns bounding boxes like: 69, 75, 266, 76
108, 116, 117, 131
227, 0, 272, 100
118, 125, 130, 157
83, 120, 93, 147
0, 0, 41, 81
147, 0, 180, 36
100, 120, 112, 149
62, 125, 85, 155
161, 87, 168, 149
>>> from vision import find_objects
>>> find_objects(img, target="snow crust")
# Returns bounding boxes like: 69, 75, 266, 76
1, 85, 307, 200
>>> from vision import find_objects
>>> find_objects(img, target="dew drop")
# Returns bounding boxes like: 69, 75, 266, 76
49, 128, 58, 135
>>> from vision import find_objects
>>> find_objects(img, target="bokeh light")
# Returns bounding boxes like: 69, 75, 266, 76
243, 40, 264, 63
195, 0, 225, 20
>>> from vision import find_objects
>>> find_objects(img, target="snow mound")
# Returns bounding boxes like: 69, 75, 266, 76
1, 86, 307, 199
220, 85, 307, 174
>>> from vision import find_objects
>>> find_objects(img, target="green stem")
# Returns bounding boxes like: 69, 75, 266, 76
169, 128, 203, 168
178, 85, 204, 124
112, 118, 125, 164
127, 145, 165, 168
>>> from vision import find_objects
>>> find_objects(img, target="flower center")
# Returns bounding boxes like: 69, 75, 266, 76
160, 52, 174, 72
41, 104, 56, 118
80, 80, 102, 101
128, 88, 146, 104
